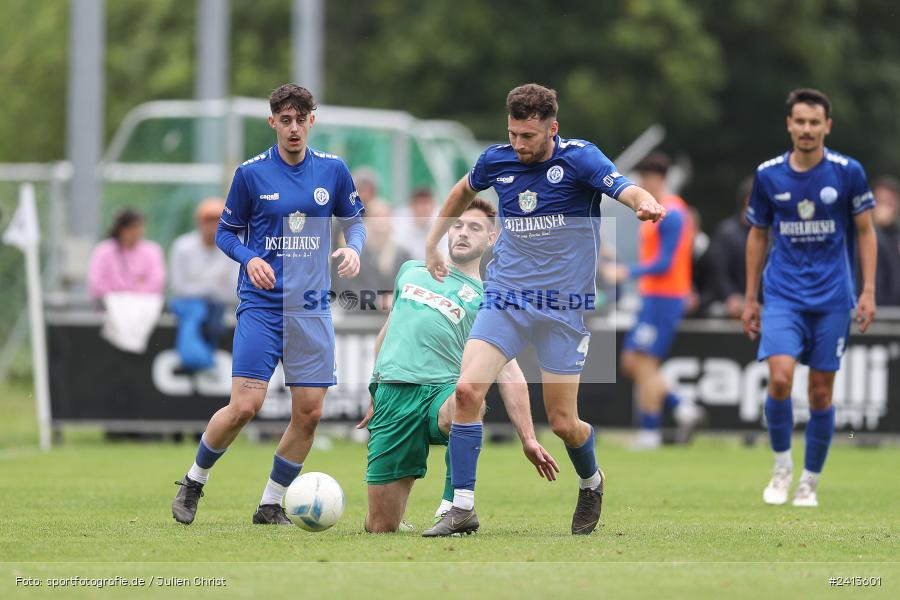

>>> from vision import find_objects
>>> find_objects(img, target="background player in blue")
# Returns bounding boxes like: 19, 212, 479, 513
171, 84, 366, 525
742, 88, 876, 508
422, 83, 665, 536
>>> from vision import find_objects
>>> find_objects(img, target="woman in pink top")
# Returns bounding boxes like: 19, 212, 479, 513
88, 208, 166, 302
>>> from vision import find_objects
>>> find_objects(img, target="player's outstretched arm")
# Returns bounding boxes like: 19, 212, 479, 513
854, 210, 877, 333
742, 226, 769, 341
617, 185, 666, 222
496, 359, 560, 481
426, 175, 478, 282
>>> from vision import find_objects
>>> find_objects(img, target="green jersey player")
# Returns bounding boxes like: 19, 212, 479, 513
359, 199, 559, 533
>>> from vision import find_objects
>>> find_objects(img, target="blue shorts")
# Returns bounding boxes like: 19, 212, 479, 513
468, 303, 590, 374
232, 307, 336, 386
622, 296, 686, 359
758, 306, 851, 372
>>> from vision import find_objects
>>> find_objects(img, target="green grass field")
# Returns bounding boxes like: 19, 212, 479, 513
1, 381, 897, 599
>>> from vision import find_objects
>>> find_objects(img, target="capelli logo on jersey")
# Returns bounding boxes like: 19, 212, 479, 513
259, 192, 280, 201
496, 175, 515, 184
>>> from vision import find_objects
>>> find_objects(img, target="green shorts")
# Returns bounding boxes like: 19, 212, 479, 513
365, 382, 454, 485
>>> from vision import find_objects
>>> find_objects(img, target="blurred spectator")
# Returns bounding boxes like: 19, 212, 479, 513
872, 176, 900, 306
708, 176, 754, 318
351, 166, 389, 210
88, 208, 165, 354
394, 186, 438, 259
168, 198, 238, 370
337, 201, 411, 311
88, 208, 166, 302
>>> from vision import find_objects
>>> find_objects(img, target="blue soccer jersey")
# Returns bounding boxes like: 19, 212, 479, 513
746, 148, 874, 311
468, 135, 633, 307
218, 145, 365, 314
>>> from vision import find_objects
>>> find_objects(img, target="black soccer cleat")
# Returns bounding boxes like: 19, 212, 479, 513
252, 504, 292, 525
421, 506, 480, 537
571, 468, 605, 535
172, 476, 205, 525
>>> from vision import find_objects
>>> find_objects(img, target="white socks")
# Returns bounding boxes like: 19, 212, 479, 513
187, 462, 211, 485
452, 489, 475, 511
435, 499, 453, 518
774, 450, 793, 471
259, 478, 288, 507
799, 469, 820, 487
579, 470, 602, 490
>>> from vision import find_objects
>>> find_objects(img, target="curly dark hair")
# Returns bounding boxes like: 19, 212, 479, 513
269, 83, 317, 116
786, 88, 831, 119
506, 83, 558, 121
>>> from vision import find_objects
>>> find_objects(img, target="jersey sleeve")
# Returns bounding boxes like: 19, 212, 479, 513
467, 150, 492, 192
334, 162, 365, 219
848, 160, 875, 215
745, 173, 772, 228
221, 167, 251, 229
578, 144, 632, 198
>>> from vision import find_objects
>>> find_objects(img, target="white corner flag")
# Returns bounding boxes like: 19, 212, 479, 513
3, 183, 40, 249
4, 183, 52, 451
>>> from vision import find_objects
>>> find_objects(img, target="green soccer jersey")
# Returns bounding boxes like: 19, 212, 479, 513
373, 260, 484, 385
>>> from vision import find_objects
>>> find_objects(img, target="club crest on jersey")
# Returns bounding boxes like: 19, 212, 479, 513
457, 284, 479, 303
546, 165, 564, 184
288, 211, 306, 233
797, 199, 816, 220
820, 186, 838, 205
518, 190, 538, 213
313, 187, 330, 206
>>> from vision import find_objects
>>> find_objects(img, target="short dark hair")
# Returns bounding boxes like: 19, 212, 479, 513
786, 88, 831, 119
269, 84, 317, 116
108, 207, 144, 241
410, 187, 434, 202
506, 84, 558, 121
466, 197, 498, 228
635, 151, 672, 176
874, 175, 900, 197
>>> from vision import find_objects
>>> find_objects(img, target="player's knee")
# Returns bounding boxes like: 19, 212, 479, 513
365, 516, 398, 534
455, 382, 484, 412
549, 414, 579, 443
808, 386, 833, 410
768, 371, 793, 399
229, 403, 258, 427
291, 406, 323, 433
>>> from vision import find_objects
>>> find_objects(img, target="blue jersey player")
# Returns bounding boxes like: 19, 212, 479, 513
172, 84, 366, 525
743, 88, 876, 508
422, 84, 665, 536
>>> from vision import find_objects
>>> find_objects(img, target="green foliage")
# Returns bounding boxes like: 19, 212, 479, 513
1, 0, 899, 226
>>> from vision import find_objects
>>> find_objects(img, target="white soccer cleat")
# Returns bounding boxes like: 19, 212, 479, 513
792, 480, 819, 507
763, 467, 792, 505
629, 430, 662, 451
673, 402, 706, 444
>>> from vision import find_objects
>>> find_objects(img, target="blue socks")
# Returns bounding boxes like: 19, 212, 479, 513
194, 435, 226, 469
270, 453, 303, 487
565, 426, 598, 479
805, 406, 835, 473
664, 391, 681, 411
640, 411, 662, 431
449, 422, 482, 491
765, 394, 793, 452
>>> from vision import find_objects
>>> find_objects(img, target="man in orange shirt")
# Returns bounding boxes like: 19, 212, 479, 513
606, 152, 704, 449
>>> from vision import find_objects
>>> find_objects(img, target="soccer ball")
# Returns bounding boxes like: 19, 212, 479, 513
283, 472, 345, 532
